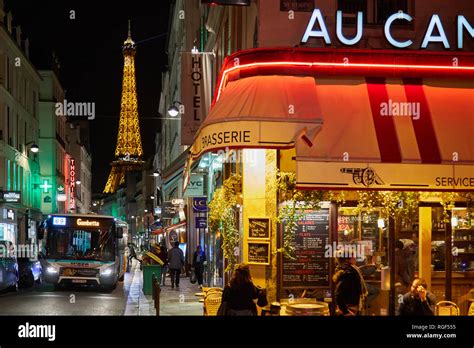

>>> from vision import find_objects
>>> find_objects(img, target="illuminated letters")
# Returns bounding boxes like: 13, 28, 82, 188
384, 12, 413, 48
458, 15, 474, 49
301, 9, 331, 44
336, 11, 363, 45
422, 15, 450, 49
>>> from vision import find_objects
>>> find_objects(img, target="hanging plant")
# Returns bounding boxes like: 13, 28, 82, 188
274, 171, 324, 260
208, 174, 241, 272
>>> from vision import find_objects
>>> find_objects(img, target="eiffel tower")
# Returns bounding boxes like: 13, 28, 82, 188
104, 21, 144, 193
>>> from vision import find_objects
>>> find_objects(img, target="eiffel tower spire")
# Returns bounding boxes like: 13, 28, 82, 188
104, 20, 144, 193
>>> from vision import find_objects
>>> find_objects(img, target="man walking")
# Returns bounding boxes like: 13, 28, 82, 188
192, 245, 207, 288
168, 241, 184, 289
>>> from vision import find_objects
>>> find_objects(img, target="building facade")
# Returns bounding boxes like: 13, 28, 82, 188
38, 69, 68, 214
0, 3, 42, 247
161, 0, 474, 315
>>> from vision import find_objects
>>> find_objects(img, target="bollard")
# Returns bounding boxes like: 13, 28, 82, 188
152, 272, 161, 316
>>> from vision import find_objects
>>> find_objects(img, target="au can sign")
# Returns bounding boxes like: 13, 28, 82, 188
1, 191, 21, 203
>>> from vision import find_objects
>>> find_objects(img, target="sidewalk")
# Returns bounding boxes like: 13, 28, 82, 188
124, 260, 203, 316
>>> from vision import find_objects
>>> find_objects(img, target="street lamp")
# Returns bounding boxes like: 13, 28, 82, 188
150, 195, 155, 200
25, 141, 39, 153
167, 101, 183, 117
76, 180, 81, 185
153, 170, 161, 177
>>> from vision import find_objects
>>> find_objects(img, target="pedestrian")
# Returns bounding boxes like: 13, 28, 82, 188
398, 278, 436, 316
192, 245, 206, 288
167, 241, 184, 289
333, 253, 368, 316
160, 243, 169, 286
221, 263, 264, 316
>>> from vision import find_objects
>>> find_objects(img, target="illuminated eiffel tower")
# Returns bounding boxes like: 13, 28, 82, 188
104, 21, 144, 193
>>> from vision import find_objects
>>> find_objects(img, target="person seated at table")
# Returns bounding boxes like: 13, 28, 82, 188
398, 278, 436, 316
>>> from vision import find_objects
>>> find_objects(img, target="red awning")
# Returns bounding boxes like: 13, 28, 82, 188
184, 48, 474, 192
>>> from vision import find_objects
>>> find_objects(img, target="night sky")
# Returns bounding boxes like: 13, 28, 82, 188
6, 0, 171, 193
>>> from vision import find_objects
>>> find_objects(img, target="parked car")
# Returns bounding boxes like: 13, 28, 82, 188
0, 241, 19, 292
18, 257, 42, 288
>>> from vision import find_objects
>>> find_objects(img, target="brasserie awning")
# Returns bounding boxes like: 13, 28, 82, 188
184, 48, 474, 192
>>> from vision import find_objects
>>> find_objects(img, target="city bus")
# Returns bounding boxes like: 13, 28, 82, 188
38, 214, 129, 291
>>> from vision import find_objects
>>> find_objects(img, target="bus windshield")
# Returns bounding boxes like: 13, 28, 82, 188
46, 227, 115, 262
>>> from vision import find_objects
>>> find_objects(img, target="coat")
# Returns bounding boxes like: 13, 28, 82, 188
168, 246, 184, 270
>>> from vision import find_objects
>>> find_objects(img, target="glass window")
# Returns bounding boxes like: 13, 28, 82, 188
46, 227, 115, 262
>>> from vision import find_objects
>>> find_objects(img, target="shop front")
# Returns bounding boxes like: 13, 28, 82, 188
183, 47, 474, 315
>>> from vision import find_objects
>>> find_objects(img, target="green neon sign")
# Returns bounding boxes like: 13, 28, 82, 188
40, 179, 53, 193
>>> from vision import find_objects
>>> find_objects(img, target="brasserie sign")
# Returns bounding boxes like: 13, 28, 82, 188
302, 9, 474, 49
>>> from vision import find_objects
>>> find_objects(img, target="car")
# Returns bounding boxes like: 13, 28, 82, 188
18, 257, 42, 288
0, 241, 19, 292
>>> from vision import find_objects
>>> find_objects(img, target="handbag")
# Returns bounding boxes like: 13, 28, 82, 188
256, 286, 268, 307
217, 301, 229, 316
190, 269, 197, 284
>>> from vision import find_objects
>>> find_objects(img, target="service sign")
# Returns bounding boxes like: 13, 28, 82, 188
297, 162, 474, 191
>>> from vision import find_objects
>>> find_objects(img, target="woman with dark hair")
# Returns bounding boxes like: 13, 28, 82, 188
221, 264, 260, 316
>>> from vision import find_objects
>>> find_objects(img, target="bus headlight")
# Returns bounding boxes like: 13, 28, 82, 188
46, 266, 58, 274
101, 267, 114, 276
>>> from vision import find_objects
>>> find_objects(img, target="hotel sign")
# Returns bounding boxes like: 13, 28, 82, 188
302, 9, 474, 49
296, 162, 474, 191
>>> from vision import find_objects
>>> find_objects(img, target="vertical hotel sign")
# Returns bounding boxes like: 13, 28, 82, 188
69, 158, 76, 210
180, 52, 212, 145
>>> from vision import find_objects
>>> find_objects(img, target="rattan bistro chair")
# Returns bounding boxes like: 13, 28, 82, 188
204, 291, 222, 316
435, 301, 460, 316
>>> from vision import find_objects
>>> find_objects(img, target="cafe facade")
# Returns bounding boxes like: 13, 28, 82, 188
176, 1, 474, 315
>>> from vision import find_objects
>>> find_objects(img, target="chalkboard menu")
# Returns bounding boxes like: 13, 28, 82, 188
361, 212, 379, 253
248, 242, 270, 265
282, 209, 330, 288
248, 218, 270, 239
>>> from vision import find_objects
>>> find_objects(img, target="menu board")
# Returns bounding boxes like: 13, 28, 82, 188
248, 242, 270, 265
248, 218, 270, 239
361, 212, 379, 253
282, 209, 330, 288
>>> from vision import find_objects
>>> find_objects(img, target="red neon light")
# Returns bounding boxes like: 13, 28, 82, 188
216, 61, 474, 102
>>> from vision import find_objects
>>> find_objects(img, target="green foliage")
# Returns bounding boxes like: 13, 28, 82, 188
274, 171, 323, 260
208, 174, 241, 272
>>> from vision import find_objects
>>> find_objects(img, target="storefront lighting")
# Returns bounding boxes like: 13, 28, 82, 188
451, 216, 459, 227
216, 61, 474, 102
378, 218, 385, 228
93, 202, 97, 207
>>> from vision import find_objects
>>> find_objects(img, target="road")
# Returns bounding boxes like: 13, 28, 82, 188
0, 273, 132, 316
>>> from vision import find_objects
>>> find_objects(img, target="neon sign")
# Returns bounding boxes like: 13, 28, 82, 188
69, 158, 76, 210
76, 219, 100, 227
302, 9, 474, 49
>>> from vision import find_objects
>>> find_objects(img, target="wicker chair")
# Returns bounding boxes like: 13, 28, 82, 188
435, 301, 460, 316
204, 291, 222, 316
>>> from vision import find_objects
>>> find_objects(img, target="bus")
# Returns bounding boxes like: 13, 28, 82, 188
38, 214, 129, 291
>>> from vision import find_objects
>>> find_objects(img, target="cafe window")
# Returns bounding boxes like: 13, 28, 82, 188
338, 0, 410, 25
375, 0, 409, 24
338, 0, 368, 24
